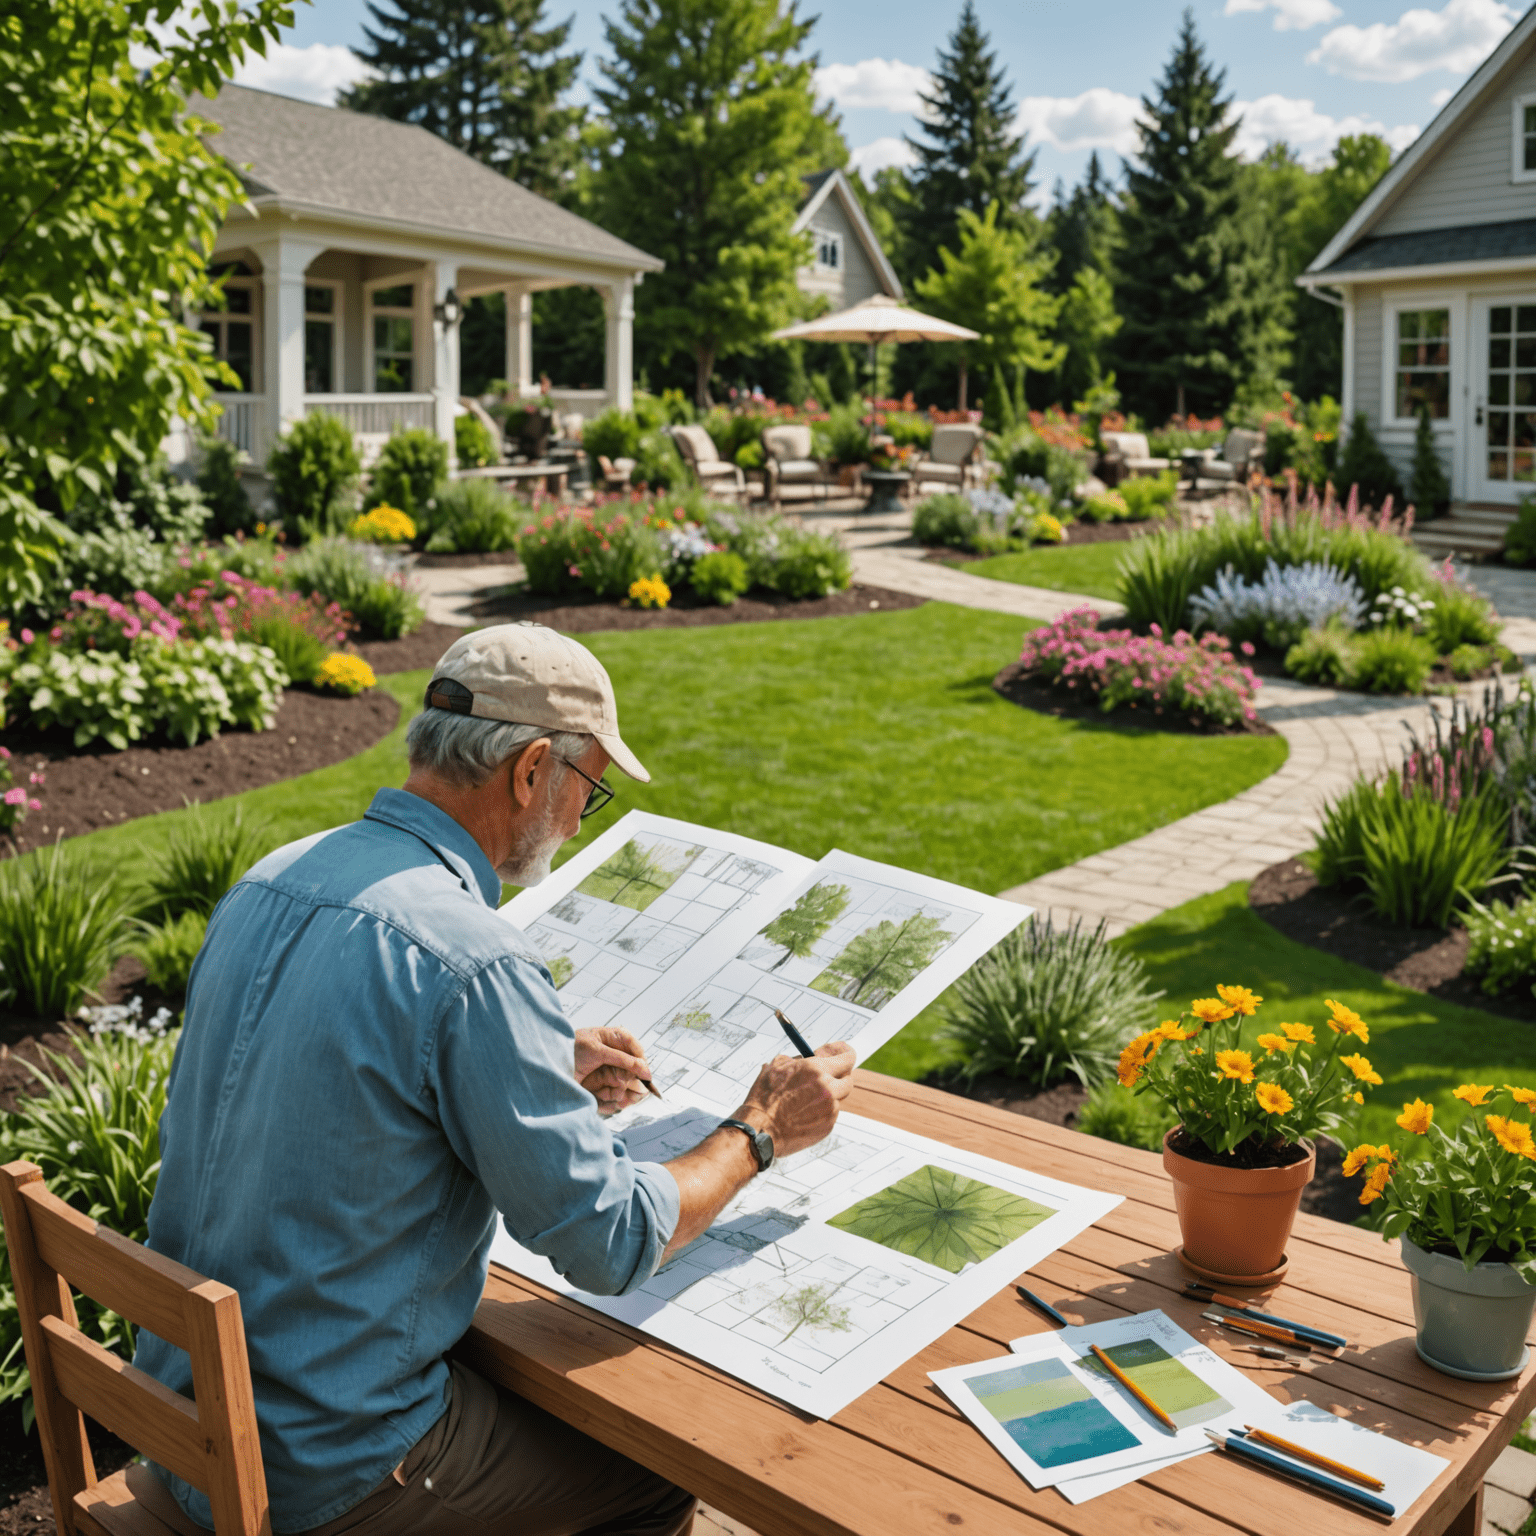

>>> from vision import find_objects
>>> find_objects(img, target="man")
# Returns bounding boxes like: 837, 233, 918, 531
133, 622, 855, 1536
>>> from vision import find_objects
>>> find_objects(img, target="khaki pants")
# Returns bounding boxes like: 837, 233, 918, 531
129, 1361, 696, 1536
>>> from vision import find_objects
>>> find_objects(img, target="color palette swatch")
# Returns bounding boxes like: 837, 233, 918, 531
967, 1358, 1139, 1469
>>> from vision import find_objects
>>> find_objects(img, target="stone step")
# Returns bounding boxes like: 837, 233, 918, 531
1413, 521, 1509, 556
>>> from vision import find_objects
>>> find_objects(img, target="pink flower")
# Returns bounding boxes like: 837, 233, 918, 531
28, 772, 43, 785
28, 799, 39, 811
1240, 641, 1255, 656
3, 788, 25, 806
49, 627, 61, 640
19, 628, 33, 643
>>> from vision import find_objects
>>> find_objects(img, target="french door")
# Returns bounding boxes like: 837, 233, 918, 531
1476, 299, 1536, 500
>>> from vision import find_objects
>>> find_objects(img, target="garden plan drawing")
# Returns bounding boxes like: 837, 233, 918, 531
499, 810, 1031, 1112
488, 1099, 1122, 1419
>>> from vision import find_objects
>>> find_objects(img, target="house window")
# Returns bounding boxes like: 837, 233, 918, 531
1395, 308, 1450, 419
372, 284, 415, 392
1486, 304, 1536, 483
1514, 93, 1536, 181
814, 230, 841, 270
199, 265, 255, 392
305, 285, 336, 394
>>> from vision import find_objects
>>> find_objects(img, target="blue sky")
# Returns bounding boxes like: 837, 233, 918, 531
238, 0, 1522, 206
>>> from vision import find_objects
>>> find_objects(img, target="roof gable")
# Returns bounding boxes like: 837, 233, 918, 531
793, 169, 902, 298
195, 84, 660, 271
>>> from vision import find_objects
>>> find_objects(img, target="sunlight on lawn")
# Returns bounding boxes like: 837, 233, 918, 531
962, 540, 1133, 603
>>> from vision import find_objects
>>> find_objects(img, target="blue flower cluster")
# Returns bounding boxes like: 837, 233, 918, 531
1189, 558, 1367, 650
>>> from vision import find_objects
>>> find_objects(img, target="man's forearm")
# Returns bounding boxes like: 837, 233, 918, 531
659, 1125, 763, 1262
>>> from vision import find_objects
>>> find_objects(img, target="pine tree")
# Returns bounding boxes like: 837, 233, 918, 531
901, 1, 1037, 286
1114, 10, 1283, 422
760, 882, 850, 970
1044, 152, 1118, 296
341, 0, 584, 197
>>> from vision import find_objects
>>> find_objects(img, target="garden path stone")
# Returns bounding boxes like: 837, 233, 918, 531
403, 557, 524, 626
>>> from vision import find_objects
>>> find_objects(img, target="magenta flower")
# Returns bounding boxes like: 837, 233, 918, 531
3, 788, 25, 806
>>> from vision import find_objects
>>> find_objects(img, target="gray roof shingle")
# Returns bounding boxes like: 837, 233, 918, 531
1318, 217, 1536, 276
197, 84, 660, 270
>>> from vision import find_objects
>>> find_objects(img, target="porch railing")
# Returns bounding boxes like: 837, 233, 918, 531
211, 393, 264, 456
304, 393, 436, 434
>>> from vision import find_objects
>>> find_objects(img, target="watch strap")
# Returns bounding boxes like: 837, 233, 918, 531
718, 1117, 773, 1172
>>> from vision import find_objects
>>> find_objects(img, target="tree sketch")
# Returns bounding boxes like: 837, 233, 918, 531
669, 1005, 712, 1032
577, 838, 699, 912
827, 1165, 1052, 1274
758, 882, 851, 971
547, 955, 575, 990
811, 912, 954, 1009
766, 1281, 854, 1343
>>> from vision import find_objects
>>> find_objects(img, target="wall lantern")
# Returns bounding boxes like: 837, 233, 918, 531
433, 288, 462, 326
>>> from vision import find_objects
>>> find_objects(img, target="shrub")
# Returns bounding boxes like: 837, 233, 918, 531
1189, 559, 1366, 650
1449, 643, 1494, 680
735, 441, 765, 471
769, 527, 852, 599
195, 436, 255, 537
286, 539, 424, 641
1019, 608, 1260, 729
65, 454, 209, 545
943, 916, 1162, 1089
8, 646, 149, 748
1348, 627, 1436, 693
912, 493, 979, 549
366, 428, 448, 519
267, 413, 360, 537
140, 803, 276, 922
1335, 412, 1403, 508
1118, 471, 1178, 521
630, 429, 688, 490
423, 478, 524, 553
1506, 496, 1536, 567
249, 611, 331, 686
56, 525, 173, 604
1410, 403, 1451, 517
817, 403, 870, 466
454, 413, 497, 469
1030, 512, 1065, 544
0, 844, 131, 1017
164, 574, 349, 686
690, 551, 750, 606
315, 653, 377, 695
138, 637, 289, 744
1284, 623, 1357, 687
882, 410, 933, 449
583, 407, 642, 471
1425, 579, 1500, 652
1464, 894, 1536, 995
1079, 490, 1129, 524
348, 505, 416, 545
701, 508, 782, 588
132, 909, 208, 1001
1076, 1082, 1179, 1152
516, 507, 663, 599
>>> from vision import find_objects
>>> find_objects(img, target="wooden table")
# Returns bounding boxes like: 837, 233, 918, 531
461, 1072, 1536, 1536
458, 462, 570, 496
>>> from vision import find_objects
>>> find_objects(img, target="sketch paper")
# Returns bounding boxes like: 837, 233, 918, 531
489, 1094, 1121, 1420
499, 812, 1031, 1113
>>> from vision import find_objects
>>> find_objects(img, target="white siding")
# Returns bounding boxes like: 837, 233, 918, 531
1376, 45, 1536, 235
1355, 289, 1383, 424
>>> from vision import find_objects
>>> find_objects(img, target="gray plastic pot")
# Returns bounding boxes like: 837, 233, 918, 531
1399, 1235, 1536, 1381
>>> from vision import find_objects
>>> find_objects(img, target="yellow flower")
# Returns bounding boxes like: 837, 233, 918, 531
348, 504, 417, 544
1453, 1083, 1495, 1107
1256, 1083, 1293, 1115
1191, 997, 1235, 1024
1359, 1161, 1393, 1205
1280, 1022, 1315, 1044
1487, 1115, 1536, 1160
1324, 999, 1369, 1043
1506, 1086, 1536, 1107
1215, 1049, 1255, 1084
1117, 1033, 1158, 1088
1154, 1018, 1194, 1041
1342, 1143, 1377, 1177
1340, 1054, 1382, 1085
1256, 1033, 1294, 1055
627, 575, 671, 610
1217, 984, 1263, 1016
1353, 1092, 1364, 1104
1376, 1144, 1396, 1164
1396, 1099, 1434, 1135
314, 653, 377, 697
1190, 1046, 1204, 1055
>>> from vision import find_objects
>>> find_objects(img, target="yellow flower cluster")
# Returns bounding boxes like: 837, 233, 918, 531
628, 575, 671, 609
348, 504, 417, 544
1342, 1142, 1397, 1204
314, 654, 377, 696
1115, 1019, 1193, 1087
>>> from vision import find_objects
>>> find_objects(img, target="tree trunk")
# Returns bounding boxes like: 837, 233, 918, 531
957, 359, 968, 413
1176, 382, 1186, 422
695, 346, 716, 410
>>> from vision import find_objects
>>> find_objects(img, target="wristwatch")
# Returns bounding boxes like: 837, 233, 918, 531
718, 1117, 775, 1173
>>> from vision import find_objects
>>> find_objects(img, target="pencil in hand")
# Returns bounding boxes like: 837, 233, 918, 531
1088, 1343, 1178, 1434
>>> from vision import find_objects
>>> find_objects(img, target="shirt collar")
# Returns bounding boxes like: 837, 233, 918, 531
363, 788, 503, 909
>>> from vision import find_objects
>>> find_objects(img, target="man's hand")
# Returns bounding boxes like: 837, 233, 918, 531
574, 1026, 654, 1117
733, 1041, 856, 1158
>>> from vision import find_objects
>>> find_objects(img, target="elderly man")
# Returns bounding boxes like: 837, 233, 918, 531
133, 622, 855, 1536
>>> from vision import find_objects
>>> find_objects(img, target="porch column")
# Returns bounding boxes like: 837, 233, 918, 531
504, 286, 533, 395
431, 260, 461, 467
602, 277, 634, 412
254, 234, 325, 454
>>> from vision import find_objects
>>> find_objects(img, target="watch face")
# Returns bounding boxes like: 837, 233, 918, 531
751, 1128, 774, 1171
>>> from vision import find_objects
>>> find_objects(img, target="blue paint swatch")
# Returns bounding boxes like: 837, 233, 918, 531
968, 1357, 1139, 1470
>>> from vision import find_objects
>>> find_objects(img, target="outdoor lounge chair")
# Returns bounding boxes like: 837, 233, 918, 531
596, 454, 636, 490
1099, 431, 1171, 483
672, 424, 746, 499
912, 424, 994, 491
762, 424, 834, 509
1188, 427, 1265, 489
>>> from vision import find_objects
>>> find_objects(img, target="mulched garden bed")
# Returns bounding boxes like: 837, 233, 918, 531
0, 1405, 134, 1536
351, 619, 466, 677
465, 581, 923, 631
992, 660, 1278, 738
1249, 857, 1536, 1027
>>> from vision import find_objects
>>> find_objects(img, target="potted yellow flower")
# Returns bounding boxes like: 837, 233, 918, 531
1120, 986, 1376, 1284
1345, 1085, 1536, 1380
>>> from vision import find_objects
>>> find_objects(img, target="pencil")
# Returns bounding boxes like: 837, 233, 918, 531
773, 1007, 816, 1058
1183, 1285, 1347, 1349
1241, 1425, 1386, 1491
1206, 1431, 1395, 1519
1088, 1344, 1178, 1434
640, 1076, 663, 1100
1202, 1309, 1313, 1352
1015, 1285, 1068, 1327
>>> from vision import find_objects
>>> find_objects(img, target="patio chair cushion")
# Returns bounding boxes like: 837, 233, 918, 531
928, 424, 984, 466
914, 461, 966, 485
1101, 430, 1170, 474
673, 423, 723, 467
1218, 427, 1264, 465
763, 424, 814, 463
772, 459, 824, 480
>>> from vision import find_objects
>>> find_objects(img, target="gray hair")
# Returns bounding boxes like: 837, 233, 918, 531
406, 709, 591, 789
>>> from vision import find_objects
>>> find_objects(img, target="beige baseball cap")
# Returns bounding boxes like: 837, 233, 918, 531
425, 622, 650, 782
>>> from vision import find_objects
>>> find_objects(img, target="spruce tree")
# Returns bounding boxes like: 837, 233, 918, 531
341, 0, 584, 197
1044, 152, 1117, 295
1114, 11, 1281, 422
901, 1, 1036, 285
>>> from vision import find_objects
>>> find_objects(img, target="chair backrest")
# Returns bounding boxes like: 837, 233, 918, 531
1221, 428, 1263, 465
0, 1161, 270, 1536
671, 424, 719, 469
930, 424, 983, 465
1102, 430, 1152, 461
762, 423, 813, 463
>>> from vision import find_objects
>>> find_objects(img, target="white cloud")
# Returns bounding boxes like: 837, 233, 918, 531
231, 42, 372, 106
813, 58, 930, 114
1307, 0, 1516, 81
1015, 88, 1142, 154
849, 136, 917, 177
1430, 85, 1456, 106
1224, 0, 1342, 31
1232, 94, 1421, 160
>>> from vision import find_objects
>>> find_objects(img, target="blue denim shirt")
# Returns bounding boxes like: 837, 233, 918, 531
134, 788, 679, 1532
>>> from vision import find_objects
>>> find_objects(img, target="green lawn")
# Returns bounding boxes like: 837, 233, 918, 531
962, 539, 1133, 602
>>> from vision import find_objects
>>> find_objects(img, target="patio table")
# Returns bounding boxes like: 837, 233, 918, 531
459, 1070, 1533, 1536
459, 462, 570, 496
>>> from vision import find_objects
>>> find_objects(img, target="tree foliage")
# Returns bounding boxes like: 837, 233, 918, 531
812, 911, 954, 1009
759, 881, 849, 971
340, 0, 585, 198
0, 0, 289, 606
1043, 152, 1118, 296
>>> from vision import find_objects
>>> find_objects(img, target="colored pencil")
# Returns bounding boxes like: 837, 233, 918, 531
1202, 1309, 1314, 1353
1015, 1285, 1068, 1327
1183, 1284, 1347, 1349
1235, 1343, 1309, 1363
1088, 1344, 1178, 1434
773, 1008, 816, 1058
1241, 1424, 1386, 1490
1205, 1430, 1395, 1519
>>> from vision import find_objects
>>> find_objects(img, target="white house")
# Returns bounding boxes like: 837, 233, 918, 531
194, 84, 661, 466
793, 169, 902, 312
1299, 3, 1536, 547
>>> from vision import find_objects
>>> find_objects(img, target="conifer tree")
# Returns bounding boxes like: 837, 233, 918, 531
1044, 152, 1118, 295
901, 1, 1036, 285
1410, 404, 1450, 517
1114, 11, 1282, 421
341, 0, 584, 197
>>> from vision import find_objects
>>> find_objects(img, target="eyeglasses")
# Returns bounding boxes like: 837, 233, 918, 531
557, 756, 615, 819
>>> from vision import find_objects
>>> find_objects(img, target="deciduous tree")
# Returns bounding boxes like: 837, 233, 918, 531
812, 912, 955, 1009
759, 882, 850, 971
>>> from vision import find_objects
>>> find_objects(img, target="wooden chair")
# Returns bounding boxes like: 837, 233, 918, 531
0, 1161, 269, 1536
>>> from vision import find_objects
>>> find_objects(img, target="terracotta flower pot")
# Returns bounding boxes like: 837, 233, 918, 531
1162, 1128, 1315, 1284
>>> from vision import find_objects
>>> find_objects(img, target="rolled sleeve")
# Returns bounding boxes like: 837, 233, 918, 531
429, 955, 679, 1296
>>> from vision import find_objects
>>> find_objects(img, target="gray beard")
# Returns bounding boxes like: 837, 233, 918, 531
497, 798, 565, 886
